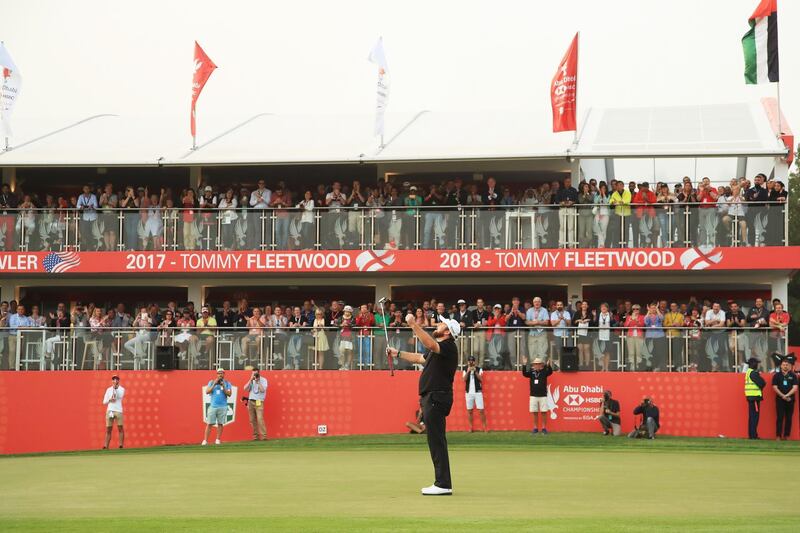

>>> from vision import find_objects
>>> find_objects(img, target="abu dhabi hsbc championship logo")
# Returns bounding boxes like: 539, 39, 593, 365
201, 385, 238, 426
680, 246, 723, 271
355, 250, 396, 272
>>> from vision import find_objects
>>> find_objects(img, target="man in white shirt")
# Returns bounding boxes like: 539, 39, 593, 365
550, 301, 572, 364
244, 368, 268, 441
462, 356, 487, 432
704, 302, 728, 371
77, 184, 99, 250
525, 297, 550, 362
102, 375, 125, 449
248, 179, 272, 249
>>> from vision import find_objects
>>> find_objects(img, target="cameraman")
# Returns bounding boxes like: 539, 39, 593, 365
244, 368, 269, 441
202, 369, 231, 446
462, 355, 487, 432
597, 390, 621, 436
628, 396, 660, 439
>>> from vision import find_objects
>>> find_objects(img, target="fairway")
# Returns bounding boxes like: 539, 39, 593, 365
2, 433, 800, 532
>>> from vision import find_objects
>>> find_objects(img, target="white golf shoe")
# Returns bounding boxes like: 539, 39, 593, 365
421, 484, 452, 496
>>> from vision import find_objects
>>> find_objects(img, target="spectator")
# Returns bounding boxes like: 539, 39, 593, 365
218, 188, 238, 250
704, 302, 727, 372
549, 300, 571, 365
7, 304, 34, 370
196, 306, 217, 365
486, 304, 508, 369
102, 375, 125, 449
664, 302, 684, 370
355, 304, 375, 369
655, 183, 676, 247
597, 390, 622, 436
628, 396, 660, 439
462, 355, 487, 432
632, 182, 657, 247
644, 302, 665, 371
719, 183, 747, 246
124, 307, 153, 370
609, 180, 632, 248
521, 356, 553, 434
696, 177, 718, 246
295, 190, 315, 250
143, 192, 164, 250
576, 181, 594, 248
0, 183, 18, 250
482, 177, 502, 249
623, 304, 645, 370
595, 302, 616, 371
772, 355, 797, 441
338, 305, 355, 370
243, 368, 268, 441
202, 369, 232, 445
403, 186, 422, 249
726, 301, 747, 365
767, 180, 787, 246
555, 176, 578, 248
422, 184, 445, 249
77, 184, 99, 251
311, 308, 329, 370
44, 307, 70, 369
452, 299, 474, 333
768, 302, 790, 358
241, 307, 265, 364
270, 183, 291, 250
745, 173, 769, 247
470, 299, 490, 367
592, 182, 611, 248
198, 186, 218, 250
572, 300, 593, 369
248, 179, 271, 249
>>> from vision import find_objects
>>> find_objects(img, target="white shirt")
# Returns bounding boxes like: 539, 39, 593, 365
705, 309, 726, 326
249, 188, 272, 209
245, 376, 268, 401
597, 312, 612, 341
103, 385, 125, 413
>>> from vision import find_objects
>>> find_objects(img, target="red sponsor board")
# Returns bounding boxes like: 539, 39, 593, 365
1, 246, 799, 275
0, 370, 793, 454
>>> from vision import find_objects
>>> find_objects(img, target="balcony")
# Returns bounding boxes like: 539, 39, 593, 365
2, 326, 787, 373
0, 202, 788, 252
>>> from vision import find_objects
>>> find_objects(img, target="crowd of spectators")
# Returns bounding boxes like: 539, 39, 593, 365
0, 172, 787, 251
0, 294, 790, 373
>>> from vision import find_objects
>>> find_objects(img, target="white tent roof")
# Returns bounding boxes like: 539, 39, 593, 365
0, 103, 788, 167
575, 102, 786, 158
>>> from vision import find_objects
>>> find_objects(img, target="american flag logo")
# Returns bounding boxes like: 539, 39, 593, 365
43, 252, 81, 273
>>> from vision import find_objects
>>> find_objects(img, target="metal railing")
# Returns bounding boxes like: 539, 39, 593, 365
0, 326, 787, 372
0, 201, 787, 252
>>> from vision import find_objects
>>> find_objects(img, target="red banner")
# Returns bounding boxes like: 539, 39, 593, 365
551, 32, 578, 133
0, 370, 792, 454
1, 246, 799, 275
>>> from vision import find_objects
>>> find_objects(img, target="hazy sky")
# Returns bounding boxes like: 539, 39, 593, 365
2, 0, 797, 149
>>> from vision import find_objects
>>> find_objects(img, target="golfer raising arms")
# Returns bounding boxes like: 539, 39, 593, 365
388, 313, 461, 496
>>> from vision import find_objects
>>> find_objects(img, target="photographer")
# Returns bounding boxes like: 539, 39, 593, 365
597, 390, 622, 436
243, 368, 269, 441
202, 369, 231, 446
627, 396, 660, 439
462, 355, 487, 432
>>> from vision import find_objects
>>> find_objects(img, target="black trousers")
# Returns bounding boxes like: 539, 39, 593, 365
747, 398, 761, 439
421, 391, 453, 489
776, 399, 794, 438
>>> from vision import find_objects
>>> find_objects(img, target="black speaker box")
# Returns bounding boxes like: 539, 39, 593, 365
560, 347, 579, 372
155, 346, 178, 370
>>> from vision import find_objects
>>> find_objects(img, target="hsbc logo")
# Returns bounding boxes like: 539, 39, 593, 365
564, 394, 585, 406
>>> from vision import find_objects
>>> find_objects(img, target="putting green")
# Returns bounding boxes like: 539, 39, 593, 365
1, 433, 799, 532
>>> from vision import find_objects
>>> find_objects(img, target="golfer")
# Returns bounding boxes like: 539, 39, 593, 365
388, 312, 460, 496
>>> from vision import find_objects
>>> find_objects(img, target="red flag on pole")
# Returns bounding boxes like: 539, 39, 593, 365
191, 41, 217, 142
551, 33, 579, 133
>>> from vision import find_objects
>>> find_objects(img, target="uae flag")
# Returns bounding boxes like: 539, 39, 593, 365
742, 0, 778, 84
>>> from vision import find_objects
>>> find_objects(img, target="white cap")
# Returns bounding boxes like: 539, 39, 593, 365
438, 315, 461, 339
457, 299, 466, 305
343, 305, 353, 313
493, 304, 502, 309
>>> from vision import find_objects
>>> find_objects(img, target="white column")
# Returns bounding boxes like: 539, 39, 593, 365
187, 282, 205, 309
374, 280, 391, 305
774, 157, 789, 181
0, 281, 16, 302
566, 278, 583, 306
190, 166, 203, 190
770, 275, 788, 306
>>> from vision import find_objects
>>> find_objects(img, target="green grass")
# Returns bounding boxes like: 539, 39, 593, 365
2, 432, 799, 532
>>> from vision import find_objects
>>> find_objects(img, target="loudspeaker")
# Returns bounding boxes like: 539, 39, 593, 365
155, 346, 178, 370
560, 347, 579, 372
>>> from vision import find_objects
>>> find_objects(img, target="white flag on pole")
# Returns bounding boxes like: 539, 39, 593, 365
0, 43, 22, 138
367, 37, 390, 138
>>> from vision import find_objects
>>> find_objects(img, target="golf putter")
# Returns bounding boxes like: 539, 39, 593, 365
378, 297, 394, 376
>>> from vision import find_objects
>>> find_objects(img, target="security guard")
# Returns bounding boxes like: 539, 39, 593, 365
744, 357, 766, 439
772, 353, 798, 441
